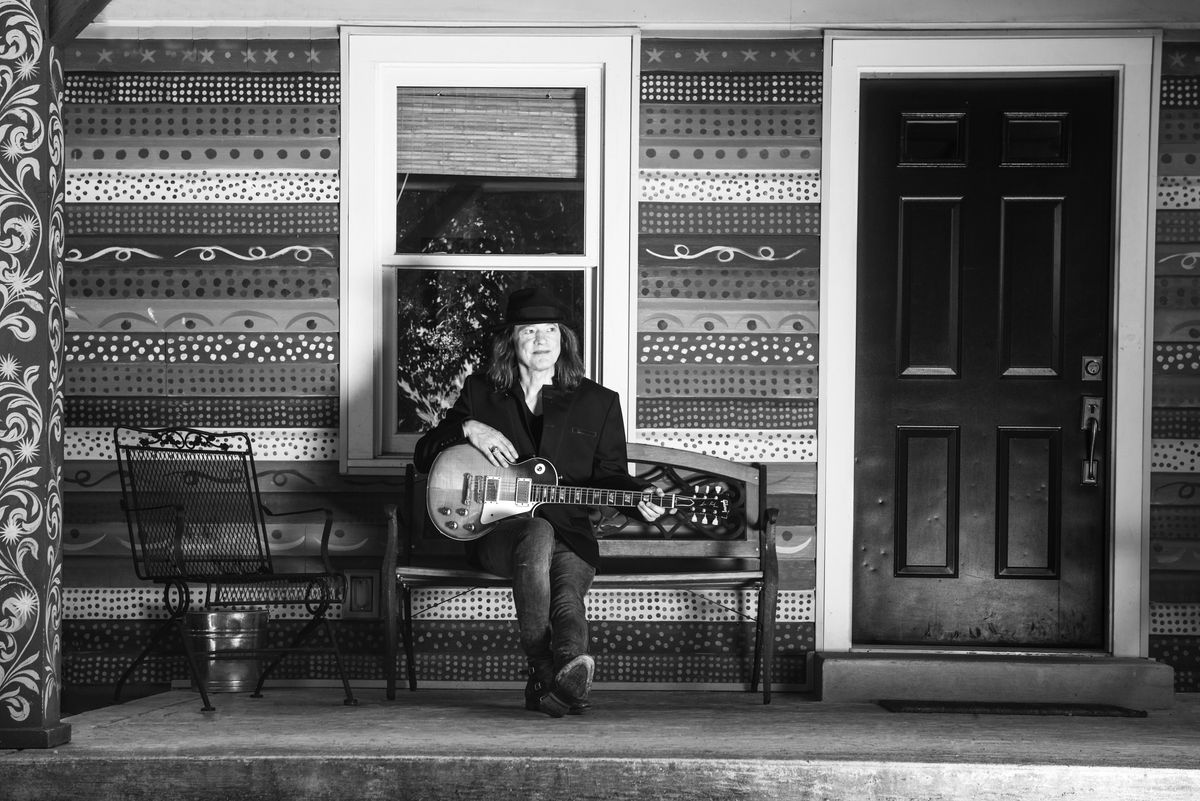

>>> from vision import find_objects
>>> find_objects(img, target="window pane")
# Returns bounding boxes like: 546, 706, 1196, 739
393, 269, 586, 432
395, 87, 585, 254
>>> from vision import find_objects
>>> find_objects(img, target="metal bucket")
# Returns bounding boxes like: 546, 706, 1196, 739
186, 609, 268, 693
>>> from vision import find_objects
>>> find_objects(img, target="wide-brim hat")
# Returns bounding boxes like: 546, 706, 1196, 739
499, 286, 569, 327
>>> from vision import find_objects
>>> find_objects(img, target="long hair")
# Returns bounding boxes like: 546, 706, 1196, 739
486, 323, 585, 393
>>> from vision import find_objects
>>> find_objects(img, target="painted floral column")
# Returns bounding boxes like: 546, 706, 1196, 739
0, 0, 69, 748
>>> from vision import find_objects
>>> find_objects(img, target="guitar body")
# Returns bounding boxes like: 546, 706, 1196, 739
426, 444, 560, 541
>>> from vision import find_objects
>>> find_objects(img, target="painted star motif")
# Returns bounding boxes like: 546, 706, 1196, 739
785, 49, 804, 63
139, 48, 157, 63
263, 48, 279, 64
199, 49, 215, 64
694, 49, 710, 63
646, 47, 664, 63
740, 48, 759, 62
96, 48, 112, 63
1169, 51, 1186, 69
182, 49, 196, 62
242, 48, 257, 63
305, 48, 321, 63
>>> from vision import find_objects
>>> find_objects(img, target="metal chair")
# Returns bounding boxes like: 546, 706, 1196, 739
113, 426, 357, 711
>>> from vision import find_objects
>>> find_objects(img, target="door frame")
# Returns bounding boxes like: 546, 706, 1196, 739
818, 31, 1161, 657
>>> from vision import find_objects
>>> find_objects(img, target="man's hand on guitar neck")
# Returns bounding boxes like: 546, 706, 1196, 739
638, 490, 666, 524
462, 418, 516, 466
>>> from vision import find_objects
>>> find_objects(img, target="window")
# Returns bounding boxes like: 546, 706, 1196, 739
340, 29, 636, 472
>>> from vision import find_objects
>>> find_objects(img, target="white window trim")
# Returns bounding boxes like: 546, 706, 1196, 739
339, 27, 637, 474
819, 30, 1160, 657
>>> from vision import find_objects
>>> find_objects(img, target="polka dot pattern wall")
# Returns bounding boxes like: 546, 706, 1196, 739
1152, 42, 1200, 692
58, 36, 815, 690
635, 38, 820, 608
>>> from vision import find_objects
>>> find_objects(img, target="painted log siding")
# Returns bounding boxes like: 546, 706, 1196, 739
1151, 43, 1200, 693
57, 34, 1200, 692
58, 36, 817, 689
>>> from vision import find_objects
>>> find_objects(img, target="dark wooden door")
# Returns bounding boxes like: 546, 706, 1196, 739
853, 77, 1114, 648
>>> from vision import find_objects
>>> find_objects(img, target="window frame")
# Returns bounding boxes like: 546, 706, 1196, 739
339, 27, 637, 473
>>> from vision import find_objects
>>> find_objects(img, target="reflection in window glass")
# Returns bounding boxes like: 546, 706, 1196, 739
395, 87, 585, 254
393, 269, 585, 432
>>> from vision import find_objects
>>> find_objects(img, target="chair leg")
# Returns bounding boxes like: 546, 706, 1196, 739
174, 616, 215, 712
252, 613, 324, 697
401, 585, 418, 691
114, 617, 179, 702
321, 617, 358, 706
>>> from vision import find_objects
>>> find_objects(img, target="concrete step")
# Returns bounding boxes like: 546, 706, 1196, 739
4, 687, 1198, 801
816, 653, 1176, 709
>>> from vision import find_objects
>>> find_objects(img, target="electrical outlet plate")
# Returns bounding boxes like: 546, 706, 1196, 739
341, 570, 380, 619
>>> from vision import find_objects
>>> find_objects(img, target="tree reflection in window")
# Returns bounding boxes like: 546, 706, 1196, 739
394, 269, 584, 432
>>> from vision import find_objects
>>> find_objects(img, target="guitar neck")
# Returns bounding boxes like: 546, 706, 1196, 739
530, 483, 668, 510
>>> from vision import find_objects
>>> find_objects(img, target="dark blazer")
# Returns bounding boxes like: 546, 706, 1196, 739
413, 373, 643, 567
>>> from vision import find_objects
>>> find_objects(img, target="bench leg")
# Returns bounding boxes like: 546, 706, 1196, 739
401, 584, 418, 691
383, 577, 398, 701
757, 581, 778, 704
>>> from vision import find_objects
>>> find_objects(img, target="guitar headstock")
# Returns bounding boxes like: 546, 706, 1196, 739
673, 485, 731, 524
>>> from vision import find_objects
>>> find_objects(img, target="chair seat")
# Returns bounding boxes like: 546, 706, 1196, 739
205, 573, 345, 605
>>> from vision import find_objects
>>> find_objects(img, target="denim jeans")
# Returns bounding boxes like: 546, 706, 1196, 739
474, 516, 595, 672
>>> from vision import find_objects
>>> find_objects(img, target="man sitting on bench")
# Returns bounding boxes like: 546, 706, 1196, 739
414, 286, 665, 718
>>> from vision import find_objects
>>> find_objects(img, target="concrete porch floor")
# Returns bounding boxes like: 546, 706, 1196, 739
3, 686, 1200, 801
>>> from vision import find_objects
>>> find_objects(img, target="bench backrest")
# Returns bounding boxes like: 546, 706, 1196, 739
115, 426, 273, 580
402, 442, 767, 564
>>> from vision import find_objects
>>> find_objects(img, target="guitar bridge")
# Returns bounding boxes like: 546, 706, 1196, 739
460, 473, 476, 507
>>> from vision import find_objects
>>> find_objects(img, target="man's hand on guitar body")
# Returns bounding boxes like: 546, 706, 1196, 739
463, 419, 516, 466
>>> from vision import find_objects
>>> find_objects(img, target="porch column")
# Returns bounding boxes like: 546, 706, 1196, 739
0, 0, 69, 749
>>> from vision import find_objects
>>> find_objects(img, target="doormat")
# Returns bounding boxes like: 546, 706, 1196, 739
878, 700, 1147, 717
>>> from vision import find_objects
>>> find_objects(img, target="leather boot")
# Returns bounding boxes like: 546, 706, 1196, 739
524, 661, 554, 712
538, 654, 594, 718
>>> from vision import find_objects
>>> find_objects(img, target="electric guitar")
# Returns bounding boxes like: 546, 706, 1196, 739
426, 443, 730, 541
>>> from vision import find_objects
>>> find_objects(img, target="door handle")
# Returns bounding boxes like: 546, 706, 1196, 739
1081, 396, 1103, 486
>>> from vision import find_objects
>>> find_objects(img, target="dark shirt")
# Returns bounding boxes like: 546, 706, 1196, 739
413, 372, 642, 567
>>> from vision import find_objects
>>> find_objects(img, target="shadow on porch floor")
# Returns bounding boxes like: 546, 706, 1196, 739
5, 686, 1200, 800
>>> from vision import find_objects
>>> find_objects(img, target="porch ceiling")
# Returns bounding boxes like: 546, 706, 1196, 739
82, 0, 1200, 37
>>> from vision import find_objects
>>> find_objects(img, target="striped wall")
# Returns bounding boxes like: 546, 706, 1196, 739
1151, 39, 1200, 694
58, 36, 815, 690
635, 39, 821, 611
59, 38, 400, 686
58, 32, 1196, 693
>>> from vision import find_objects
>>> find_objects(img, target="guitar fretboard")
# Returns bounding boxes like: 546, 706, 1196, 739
476, 475, 672, 509
534, 484, 667, 509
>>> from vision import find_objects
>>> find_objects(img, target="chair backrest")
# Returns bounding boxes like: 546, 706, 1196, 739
402, 442, 766, 564
114, 426, 272, 580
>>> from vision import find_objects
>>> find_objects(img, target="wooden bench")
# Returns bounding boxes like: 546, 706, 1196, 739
382, 442, 779, 703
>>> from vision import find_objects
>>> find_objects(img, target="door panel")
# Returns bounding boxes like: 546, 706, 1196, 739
853, 77, 1114, 649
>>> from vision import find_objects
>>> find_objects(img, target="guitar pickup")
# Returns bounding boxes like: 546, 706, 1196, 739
483, 475, 500, 503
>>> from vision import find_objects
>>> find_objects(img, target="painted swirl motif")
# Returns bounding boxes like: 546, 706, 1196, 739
0, 0, 49, 724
